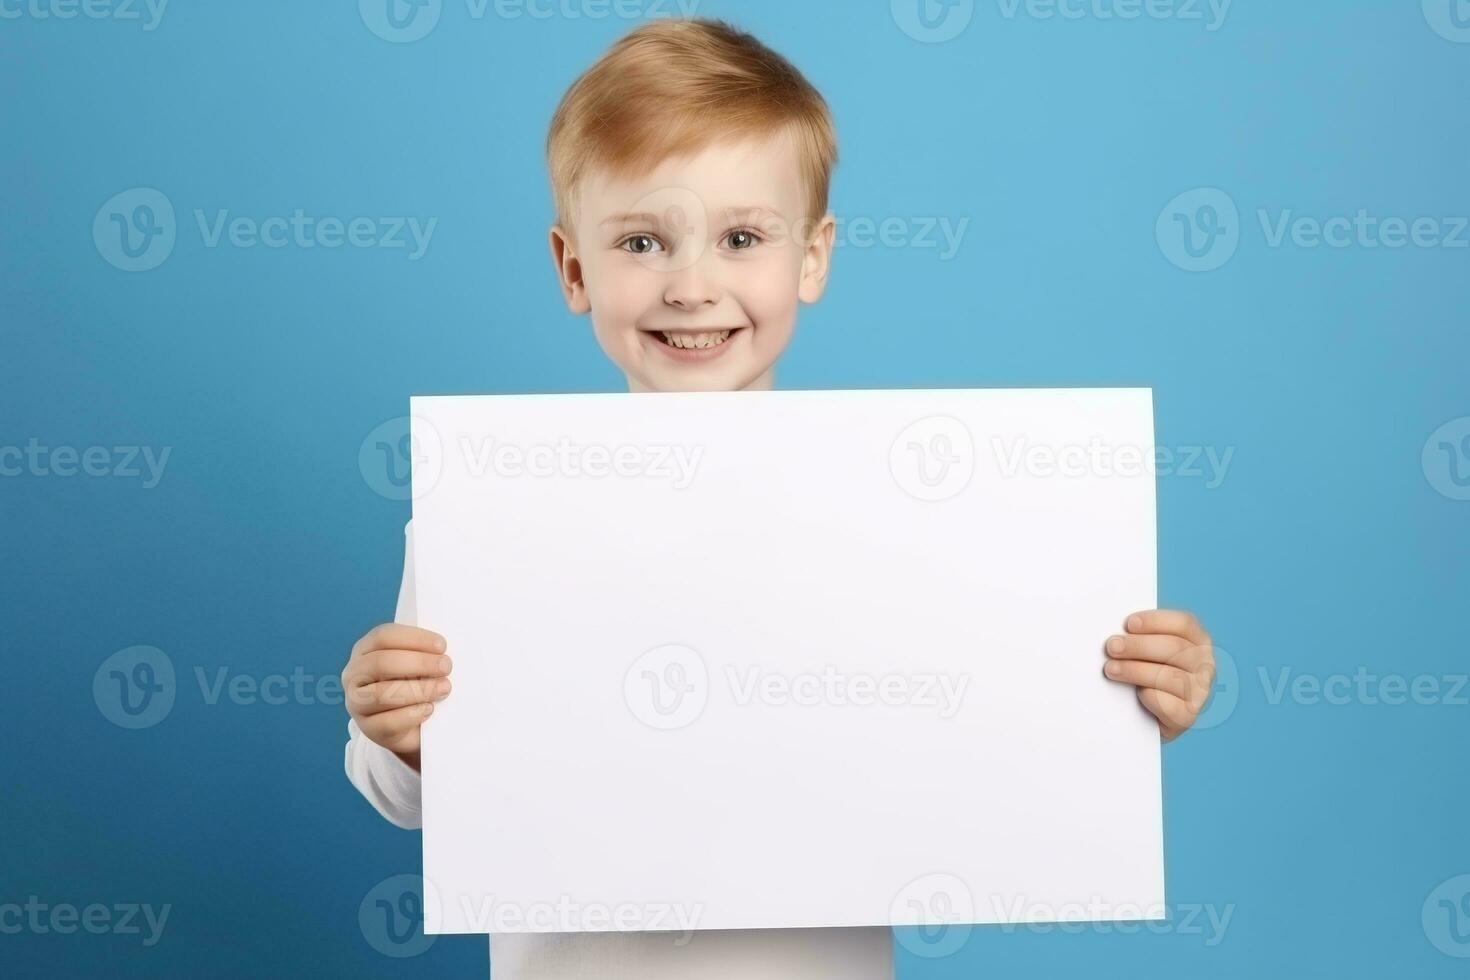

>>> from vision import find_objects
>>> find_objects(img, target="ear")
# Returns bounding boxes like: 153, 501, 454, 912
549, 224, 591, 314
797, 214, 837, 304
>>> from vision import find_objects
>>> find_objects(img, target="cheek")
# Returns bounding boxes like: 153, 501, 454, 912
742, 251, 803, 343
586, 261, 655, 345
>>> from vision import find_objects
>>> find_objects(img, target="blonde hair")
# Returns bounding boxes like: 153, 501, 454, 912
546, 17, 837, 229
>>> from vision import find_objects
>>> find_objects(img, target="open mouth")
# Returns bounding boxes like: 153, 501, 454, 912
645, 327, 747, 359
654, 329, 737, 350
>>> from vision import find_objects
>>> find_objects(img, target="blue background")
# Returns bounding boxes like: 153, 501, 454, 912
4, 0, 1468, 976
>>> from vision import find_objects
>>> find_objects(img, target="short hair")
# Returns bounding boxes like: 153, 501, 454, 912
546, 18, 838, 230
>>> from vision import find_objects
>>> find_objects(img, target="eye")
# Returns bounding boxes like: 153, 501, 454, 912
619, 234, 664, 255
724, 228, 762, 250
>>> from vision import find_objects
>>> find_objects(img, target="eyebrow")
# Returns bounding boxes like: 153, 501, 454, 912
599, 205, 786, 228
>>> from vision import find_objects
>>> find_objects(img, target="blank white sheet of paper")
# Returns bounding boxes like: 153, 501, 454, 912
411, 388, 1164, 936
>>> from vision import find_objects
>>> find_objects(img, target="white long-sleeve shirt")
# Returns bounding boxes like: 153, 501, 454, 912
345, 522, 894, 979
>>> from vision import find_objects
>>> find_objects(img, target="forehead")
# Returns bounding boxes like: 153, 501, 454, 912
575, 129, 806, 229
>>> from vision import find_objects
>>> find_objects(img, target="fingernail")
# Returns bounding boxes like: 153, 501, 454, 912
1106, 636, 1125, 656
1126, 615, 1142, 631
1104, 662, 1121, 678
421, 702, 434, 716
435, 636, 447, 653
435, 679, 451, 699
439, 657, 453, 674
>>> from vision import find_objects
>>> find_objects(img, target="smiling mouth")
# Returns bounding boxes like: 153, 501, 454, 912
648, 328, 745, 351
656, 329, 734, 350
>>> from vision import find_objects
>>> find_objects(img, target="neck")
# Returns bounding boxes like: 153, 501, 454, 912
626, 368, 776, 393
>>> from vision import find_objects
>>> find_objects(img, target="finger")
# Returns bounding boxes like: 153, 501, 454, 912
352, 624, 446, 659
352, 649, 453, 685
351, 676, 451, 715
1104, 659, 1193, 701
1105, 632, 1201, 668
1125, 609, 1210, 646
359, 702, 435, 751
1137, 687, 1195, 734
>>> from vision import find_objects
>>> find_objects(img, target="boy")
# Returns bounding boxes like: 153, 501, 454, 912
342, 17, 1217, 979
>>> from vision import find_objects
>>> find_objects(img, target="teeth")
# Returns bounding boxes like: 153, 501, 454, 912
660, 329, 732, 350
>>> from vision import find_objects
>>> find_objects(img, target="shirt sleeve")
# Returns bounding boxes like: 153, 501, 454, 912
343, 520, 424, 829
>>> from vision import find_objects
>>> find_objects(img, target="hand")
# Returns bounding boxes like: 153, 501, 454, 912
1102, 609, 1215, 742
342, 623, 452, 771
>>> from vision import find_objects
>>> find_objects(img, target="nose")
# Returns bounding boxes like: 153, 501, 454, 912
662, 250, 722, 311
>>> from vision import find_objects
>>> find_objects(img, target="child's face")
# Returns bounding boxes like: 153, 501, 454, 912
550, 129, 835, 392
